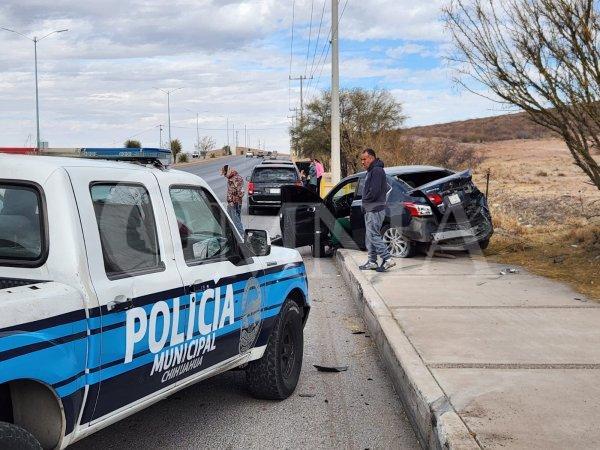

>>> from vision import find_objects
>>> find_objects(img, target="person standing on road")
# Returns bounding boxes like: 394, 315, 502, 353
359, 149, 395, 272
308, 159, 318, 194
221, 164, 245, 234
300, 169, 308, 187
315, 158, 324, 196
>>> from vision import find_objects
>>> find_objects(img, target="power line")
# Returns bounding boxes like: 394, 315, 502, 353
304, 0, 315, 75
121, 124, 161, 143
307, 0, 349, 99
170, 125, 289, 131
308, 0, 327, 80
288, 0, 297, 111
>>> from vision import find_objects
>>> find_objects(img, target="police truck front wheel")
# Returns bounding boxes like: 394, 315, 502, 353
0, 422, 42, 450
245, 299, 303, 400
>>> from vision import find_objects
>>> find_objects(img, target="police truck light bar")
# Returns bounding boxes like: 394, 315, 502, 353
0, 147, 172, 164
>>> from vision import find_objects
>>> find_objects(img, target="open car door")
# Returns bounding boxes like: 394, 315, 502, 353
280, 185, 325, 248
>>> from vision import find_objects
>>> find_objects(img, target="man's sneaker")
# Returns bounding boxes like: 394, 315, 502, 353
376, 258, 396, 272
359, 260, 379, 270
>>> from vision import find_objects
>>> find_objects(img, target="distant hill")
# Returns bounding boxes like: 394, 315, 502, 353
405, 112, 554, 143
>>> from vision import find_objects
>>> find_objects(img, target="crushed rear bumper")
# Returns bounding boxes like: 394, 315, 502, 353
401, 213, 493, 249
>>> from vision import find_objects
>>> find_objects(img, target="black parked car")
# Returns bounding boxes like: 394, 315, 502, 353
248, 164, 301, 215
280, 165, 493, 257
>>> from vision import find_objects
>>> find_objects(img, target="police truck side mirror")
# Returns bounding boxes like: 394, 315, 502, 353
244, 229, 271, 257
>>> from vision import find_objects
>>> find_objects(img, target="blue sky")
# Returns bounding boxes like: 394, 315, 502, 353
0, 0, 501, 153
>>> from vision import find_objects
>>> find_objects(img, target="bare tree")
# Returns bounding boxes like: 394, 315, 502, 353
445, 0, 600, 190
197, 136, 216, 159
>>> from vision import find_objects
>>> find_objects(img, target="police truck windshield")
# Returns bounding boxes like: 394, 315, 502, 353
252, 167, 298, 183
0, 184, 45, 265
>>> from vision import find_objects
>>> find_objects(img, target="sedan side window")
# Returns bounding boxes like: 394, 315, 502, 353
169, 186, 236, 264
331, 179, 358, 201
355, 178, 364, 199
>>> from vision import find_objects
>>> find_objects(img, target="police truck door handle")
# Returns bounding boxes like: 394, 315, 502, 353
107, 295, 133, 312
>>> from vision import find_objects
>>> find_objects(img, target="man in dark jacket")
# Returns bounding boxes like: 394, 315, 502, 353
359, 149, 395, 272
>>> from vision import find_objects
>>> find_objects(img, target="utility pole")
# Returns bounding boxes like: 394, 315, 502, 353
232, 123, 235, 152
235, 130, 239, 149
226, 117, 230, 150
330, 0, 341, 184
159, 124, 163, 149
244, 125, 247, 148
289, 75, 313, 118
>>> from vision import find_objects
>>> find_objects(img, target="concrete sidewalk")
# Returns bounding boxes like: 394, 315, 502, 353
335, 249, 600, 449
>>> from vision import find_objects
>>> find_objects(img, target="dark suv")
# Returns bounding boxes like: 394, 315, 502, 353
248, 164, 301, 214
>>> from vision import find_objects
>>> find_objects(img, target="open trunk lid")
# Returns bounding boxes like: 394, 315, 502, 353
410, 169, 489, 222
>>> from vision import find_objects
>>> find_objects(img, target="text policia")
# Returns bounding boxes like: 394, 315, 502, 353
125, 284, 237, 383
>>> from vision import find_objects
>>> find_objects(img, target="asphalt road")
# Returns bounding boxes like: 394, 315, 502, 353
71, 156, 420, 449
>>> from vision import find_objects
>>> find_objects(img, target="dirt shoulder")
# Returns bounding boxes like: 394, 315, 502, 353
173, 154, 229, 167
472, 139, 600, 299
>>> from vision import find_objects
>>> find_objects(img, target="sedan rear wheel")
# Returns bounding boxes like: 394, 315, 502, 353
382, 225, 415, 258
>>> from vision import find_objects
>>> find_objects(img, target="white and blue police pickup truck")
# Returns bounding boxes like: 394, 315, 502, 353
0, 148, 309, 449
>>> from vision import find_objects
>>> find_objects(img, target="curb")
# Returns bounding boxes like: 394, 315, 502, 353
334, 249, 480, 450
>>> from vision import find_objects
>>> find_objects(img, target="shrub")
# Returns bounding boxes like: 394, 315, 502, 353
210, 153, 216, 158
178, 153, 189, 163
380, 136, 483, 171
536, 170, 548, 177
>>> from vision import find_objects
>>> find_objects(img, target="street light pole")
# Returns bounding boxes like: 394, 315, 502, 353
33, 37, 40, 149
156, 87, 182, 153
195, 113, 200, 149
167, 92, 171, 150
1, 27, 68, 149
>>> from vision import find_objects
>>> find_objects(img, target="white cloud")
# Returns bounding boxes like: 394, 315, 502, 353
0, 0, 506, 151
340, 1, 447, 42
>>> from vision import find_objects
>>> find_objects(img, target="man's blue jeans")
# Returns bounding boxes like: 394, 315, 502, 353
365, 210, 390, 263
227, 203, 244, 235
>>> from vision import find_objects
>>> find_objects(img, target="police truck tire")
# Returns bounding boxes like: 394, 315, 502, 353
245, 299, 303, 400
0, 422, 42, 450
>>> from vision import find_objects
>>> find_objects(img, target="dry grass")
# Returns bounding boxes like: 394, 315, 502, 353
472, 139, 600, 300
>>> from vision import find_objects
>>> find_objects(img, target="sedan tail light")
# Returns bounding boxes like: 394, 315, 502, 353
248, 181, 255, 195
427, 193, 444, 205
403, 202, 433, 217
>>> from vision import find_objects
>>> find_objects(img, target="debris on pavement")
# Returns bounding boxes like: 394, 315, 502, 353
351, 330, 366, 335
500, 267, 520, 275
314, 364, 349, 373
433, 252, 457, 259
298, 393, 316, 398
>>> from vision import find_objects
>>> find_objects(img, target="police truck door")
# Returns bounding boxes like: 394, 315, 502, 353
162, 178, 267, 371
67, 167, 185, 424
